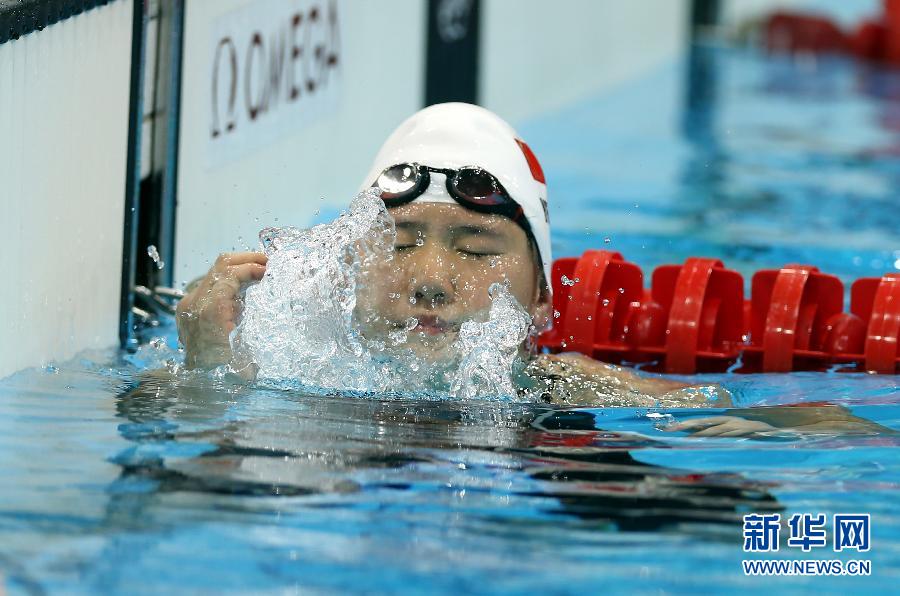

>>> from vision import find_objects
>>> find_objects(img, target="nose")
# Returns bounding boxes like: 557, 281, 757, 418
407, 243, 455, 308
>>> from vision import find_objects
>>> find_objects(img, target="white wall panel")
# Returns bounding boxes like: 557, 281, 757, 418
175, 0, 427, 286
0, 1, 133, 378
480, 0, 691, 123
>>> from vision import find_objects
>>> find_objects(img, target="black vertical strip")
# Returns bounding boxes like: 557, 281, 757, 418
157, 0, 184, 288
690, 0, 719, 34
136, 0, 184, 290
425, 0, 480, 106
120, 0, 146, 350
685, 0, 720, 140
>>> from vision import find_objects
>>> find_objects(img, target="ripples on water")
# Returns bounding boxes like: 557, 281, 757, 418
0, 351, 898, 593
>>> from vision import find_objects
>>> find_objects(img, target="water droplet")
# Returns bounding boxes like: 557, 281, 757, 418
553, 309, 560, 319
146, 245, 165, 270
604, 237, 611, 244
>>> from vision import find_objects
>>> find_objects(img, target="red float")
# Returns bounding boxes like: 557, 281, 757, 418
537, 251, 899, 375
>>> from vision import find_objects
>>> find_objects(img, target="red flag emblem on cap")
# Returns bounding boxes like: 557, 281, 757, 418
515, 139, 545, 184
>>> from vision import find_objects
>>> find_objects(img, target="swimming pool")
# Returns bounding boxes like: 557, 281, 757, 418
1, 44, 899, 594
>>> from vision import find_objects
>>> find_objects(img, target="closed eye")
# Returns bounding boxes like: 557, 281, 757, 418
457, 248, 501, 258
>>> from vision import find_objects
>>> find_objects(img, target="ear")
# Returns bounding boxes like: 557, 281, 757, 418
530, 291, 553, 332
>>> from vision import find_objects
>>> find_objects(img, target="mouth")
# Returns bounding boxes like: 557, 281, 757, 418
408, 315, 460, 336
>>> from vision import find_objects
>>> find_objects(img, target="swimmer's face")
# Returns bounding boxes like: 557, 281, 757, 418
355, 200, 549, 361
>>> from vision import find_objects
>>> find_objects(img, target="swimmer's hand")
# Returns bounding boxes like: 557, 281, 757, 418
663, 416, 781, 438
176, 252, 267, 372
523, 353, 732, 407
664, 405, 896, 438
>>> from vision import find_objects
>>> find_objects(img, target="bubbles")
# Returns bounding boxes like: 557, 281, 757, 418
125, 336, 181, 372
236, 189, 395, 389
450, 282, 532, 401
561, 275, 577, 287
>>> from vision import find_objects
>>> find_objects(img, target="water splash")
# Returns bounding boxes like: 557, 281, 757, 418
233, 190, 535, 400
235, 189, 395, 389
451, 282, 532, 400
147, 245, 165, 270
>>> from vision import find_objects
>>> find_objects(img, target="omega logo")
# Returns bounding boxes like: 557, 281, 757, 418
210, 1, 340, 139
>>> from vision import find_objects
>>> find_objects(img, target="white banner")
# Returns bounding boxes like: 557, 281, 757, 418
206, 0, 343, 167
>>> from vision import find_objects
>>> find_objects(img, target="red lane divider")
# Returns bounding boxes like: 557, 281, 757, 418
657, 258, 743, 374
743, 265, 844, 373
537, 251, 900, 374
764, 0, 900, 65
853, 274, 900, 373
541, 250, 643, 362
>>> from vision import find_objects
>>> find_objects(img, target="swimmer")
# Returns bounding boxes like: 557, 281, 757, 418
178, 104, 710, 402
176, 103, 890, 437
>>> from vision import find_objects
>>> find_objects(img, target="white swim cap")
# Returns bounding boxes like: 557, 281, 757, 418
360, 102, 551, 293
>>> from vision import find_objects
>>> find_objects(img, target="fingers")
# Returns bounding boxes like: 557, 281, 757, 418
212, 252, 267, 275
716, 428, 764, 438
191, 252, 267, 296
663, 416, 777, 438
663, 416, 735, 432
230, 262, 267, 283
690, 423, 748, 437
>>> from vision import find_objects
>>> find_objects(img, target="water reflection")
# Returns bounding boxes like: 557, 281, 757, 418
109, 375, 781, 533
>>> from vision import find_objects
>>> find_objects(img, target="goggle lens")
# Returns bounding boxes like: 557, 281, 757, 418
375, 163, 421, 200
452, 167, 508, 206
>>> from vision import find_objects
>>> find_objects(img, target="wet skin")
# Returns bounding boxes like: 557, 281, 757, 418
353, 201, 550, 361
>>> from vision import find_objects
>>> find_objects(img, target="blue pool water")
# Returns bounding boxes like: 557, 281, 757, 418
2, 45, 900, 594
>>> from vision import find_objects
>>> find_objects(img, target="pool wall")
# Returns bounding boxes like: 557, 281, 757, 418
0, 0, 134, 379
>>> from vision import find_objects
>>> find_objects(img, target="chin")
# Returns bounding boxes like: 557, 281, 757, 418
404, 333, 459, 362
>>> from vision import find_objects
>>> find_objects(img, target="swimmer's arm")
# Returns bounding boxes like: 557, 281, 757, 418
525, 353, 731, 407
665, 405, 895, 437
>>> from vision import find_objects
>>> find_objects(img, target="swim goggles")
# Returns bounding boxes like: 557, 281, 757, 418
372, 163, 527, 224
